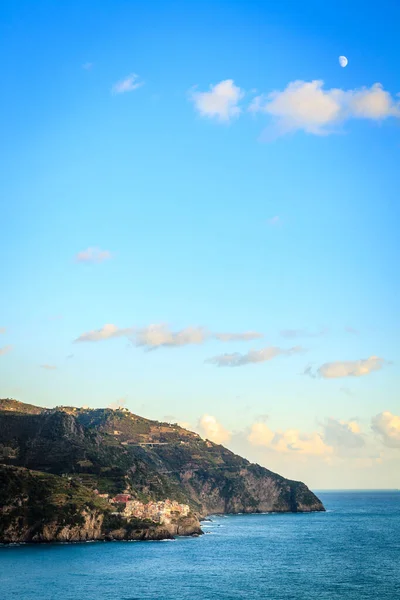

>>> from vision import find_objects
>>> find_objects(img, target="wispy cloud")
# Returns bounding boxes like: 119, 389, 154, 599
0, 345, 12, 356
75, 323, 262, 349
318, 356, 386, 379
75, 247, 112, 264
304, 356, 386, 379
134, 325, 207, 349
75, 324, 134, 342
112, 73, 143, 95
206, 345, 304, 367
198, 414, 231, 444
0, 327, 6, 334
82, 62, 93, 70
250, 80, 400, 136
371, 412, 400, 448
40, 364, 57, 370
190, 79, 244, 122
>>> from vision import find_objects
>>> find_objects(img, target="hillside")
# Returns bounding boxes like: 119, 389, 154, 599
0, 398, 324, 542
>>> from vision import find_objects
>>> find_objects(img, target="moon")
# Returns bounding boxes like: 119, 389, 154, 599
339, 55, 348, 68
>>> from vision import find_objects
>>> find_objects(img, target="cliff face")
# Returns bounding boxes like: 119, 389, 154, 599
0, 398, 324, 543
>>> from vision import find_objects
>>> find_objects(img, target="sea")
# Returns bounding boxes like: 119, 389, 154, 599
0, 491, 399, 600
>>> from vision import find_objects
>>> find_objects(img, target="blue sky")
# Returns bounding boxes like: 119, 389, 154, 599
0, 0, 399, 488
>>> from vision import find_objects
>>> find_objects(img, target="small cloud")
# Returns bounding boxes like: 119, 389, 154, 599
0, 345, 12, 356
75, 324, 134, 343
40, 364, 57, 370
190, 79, 244, 122
0, 327, 6, 334
134, 325, 208, 349
108, 398, 127, 410
75, 247, 112, 264
317, 356, 386, 379
66, 354, 74, 360
112, 73, 143, 95
281, 328, 327, 339
82, 62, 93, 70
198, 414, 231, 444
206, 345, 304, 368
371, 411, 400, 448
214, 331, 263, 342
267, 216, 281, 226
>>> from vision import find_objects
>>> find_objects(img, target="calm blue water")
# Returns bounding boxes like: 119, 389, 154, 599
0, 491, 399, 599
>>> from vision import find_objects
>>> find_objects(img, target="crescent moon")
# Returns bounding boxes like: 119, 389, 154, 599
339, 55, 348, 68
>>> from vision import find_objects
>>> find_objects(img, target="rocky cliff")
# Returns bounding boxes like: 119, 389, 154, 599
0, 398, 324, 543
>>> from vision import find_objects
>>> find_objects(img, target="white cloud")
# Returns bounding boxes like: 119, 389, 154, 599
112, 73, 143, 95
75, 247, 112, 263
206, 345, 304, 367
74, 323, 262, 348
134, 325, 208, 349
190, 79, 243, 122
214, 331, 263, 342
198, 414, 231, 444
75, 324, 134, 342
40, 364, 57, 370
0, 345, 12, 356
349, 84, 399, 118
372, 412, 400, 448
250, 80, 400, 136
317, 356, 385, 379
248, 422, 332, 456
